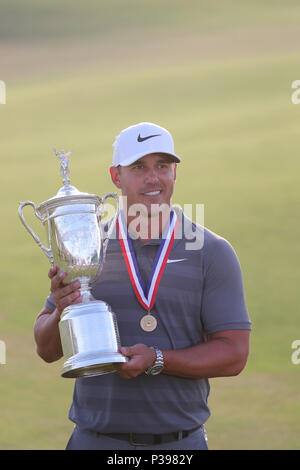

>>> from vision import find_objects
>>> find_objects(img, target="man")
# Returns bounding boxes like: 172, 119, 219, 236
34, 122, 251, 450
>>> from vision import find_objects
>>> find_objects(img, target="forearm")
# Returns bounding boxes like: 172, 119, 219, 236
34, 309, 63, 363
162, 333, 249, 379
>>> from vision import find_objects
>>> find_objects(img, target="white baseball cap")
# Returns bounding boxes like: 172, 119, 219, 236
112, 122, 181, 167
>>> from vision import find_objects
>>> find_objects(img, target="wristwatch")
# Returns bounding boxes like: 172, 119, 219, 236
145, 347, 164, 376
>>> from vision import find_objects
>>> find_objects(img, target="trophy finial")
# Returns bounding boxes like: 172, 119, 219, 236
53, 147, 72, 187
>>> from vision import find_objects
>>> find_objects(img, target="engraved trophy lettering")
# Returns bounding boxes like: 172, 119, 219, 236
18, 149, 127, 378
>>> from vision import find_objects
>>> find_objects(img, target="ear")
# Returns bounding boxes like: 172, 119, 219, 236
173, 163, 177, 181
110, 166, 122, 189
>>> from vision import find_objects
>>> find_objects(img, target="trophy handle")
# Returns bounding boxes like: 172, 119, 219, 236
18, 201, 54, 264
99, 192, 120, 258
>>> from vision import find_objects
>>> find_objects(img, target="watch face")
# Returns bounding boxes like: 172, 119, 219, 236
150, 365, 163, 375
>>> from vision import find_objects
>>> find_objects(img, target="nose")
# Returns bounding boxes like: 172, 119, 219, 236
144, 168, 159, 184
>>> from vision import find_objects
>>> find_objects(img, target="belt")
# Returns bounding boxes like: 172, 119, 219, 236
95, 425, 201, 446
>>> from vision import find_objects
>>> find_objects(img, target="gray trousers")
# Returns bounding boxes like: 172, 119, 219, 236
66, 425, 208, 450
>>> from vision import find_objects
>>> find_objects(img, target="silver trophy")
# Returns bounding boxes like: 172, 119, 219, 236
18, 149, 127, 378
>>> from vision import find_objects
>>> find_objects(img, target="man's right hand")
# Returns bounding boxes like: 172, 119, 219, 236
49, 265, 82, 316
34, 265, 82, 363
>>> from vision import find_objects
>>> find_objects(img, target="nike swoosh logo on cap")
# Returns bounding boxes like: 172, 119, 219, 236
166, 258, 188, 264
137, 133, 161, 142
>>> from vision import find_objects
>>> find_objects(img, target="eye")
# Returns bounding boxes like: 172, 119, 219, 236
158, 163, 169, 169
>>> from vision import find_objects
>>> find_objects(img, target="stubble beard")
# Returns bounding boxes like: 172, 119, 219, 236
125, 200, 171, 240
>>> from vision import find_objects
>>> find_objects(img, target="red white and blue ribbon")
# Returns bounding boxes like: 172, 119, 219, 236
117, 209, 178, 311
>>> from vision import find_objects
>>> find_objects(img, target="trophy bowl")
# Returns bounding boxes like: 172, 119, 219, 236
18, 149, 127, 378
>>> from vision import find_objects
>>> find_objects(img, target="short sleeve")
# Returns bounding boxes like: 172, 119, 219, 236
201, 237, 251, 334
45, 292, 56, 312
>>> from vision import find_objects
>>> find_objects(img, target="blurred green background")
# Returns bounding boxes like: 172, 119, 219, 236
0, 0, 299, 449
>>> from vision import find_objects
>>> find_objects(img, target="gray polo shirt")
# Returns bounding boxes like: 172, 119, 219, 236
45, 207, 251, 433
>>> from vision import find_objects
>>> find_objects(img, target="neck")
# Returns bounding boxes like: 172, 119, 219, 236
125, 205, 171, 242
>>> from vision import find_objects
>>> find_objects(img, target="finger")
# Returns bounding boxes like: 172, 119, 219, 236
115, 358, 142, 379
56, 290, 81, 312
51, 270, 68, 292
56, 280, 81, 299
119, 346, 134, 358
119, 344, 145, 357
114, 363, 133, 380
48, 265, 59, 279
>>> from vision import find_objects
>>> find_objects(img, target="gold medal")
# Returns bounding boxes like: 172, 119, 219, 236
140, 314, 157, 332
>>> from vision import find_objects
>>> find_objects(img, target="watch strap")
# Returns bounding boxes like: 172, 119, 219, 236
145, 347, 164, 375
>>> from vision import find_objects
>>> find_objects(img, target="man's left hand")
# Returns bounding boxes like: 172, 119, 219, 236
115, 344, 156, 379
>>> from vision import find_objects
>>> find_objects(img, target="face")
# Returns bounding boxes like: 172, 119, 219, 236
110, 153, 177, 217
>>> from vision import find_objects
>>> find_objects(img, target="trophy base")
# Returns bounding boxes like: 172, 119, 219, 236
61, 350, 127, 378
59, 300, 128, 379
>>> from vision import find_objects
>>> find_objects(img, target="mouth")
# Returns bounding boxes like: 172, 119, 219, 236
141, 188, 163, 197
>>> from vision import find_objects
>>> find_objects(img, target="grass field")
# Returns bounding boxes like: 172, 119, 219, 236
0, 1, 300, 449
